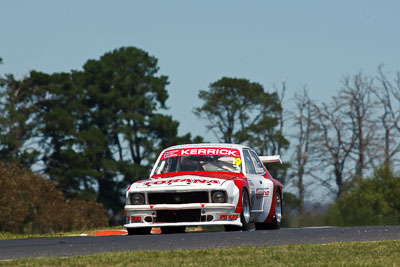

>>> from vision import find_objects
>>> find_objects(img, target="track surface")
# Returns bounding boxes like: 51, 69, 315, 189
1, 225, 400, 260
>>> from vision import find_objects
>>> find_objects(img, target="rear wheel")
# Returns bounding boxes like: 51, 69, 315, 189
225, 189, 251, 231
256, 190, 282, 230
270, 190, 282, 229
127, 227, 152, 235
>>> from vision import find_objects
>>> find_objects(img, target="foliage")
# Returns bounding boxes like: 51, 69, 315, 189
0, 74, 40, 168
280, 192, 328, 228
194, 77, 286, 147
280, 192, 302, 227
4, 241, 400, 266
0, 161, 107, 234
0, 47, 201, 222
326, 166, 400, 226
194, 77, 289, 183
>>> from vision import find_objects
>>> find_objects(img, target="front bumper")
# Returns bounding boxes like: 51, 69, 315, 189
124, 203, 241, 228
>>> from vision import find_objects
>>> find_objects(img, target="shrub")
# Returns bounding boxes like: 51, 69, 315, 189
326, 166, 400, 226
0, 161, 108, 234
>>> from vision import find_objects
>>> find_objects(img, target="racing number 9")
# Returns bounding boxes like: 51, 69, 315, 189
233, 158, 241, 166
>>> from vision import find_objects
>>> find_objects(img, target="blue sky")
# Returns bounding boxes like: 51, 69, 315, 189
1, 0, 400, 142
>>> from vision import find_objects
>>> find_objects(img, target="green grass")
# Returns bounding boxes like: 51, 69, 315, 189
0, 226, 125, 240
2, 240, 399, 266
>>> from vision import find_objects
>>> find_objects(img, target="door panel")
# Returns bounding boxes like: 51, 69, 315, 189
243, 149, 264, 212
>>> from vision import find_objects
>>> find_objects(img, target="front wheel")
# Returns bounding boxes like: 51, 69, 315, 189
225, 189, 251, 231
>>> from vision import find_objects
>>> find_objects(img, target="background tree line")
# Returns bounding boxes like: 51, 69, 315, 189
0, 47, 202, 224
286, 67, 400, 226
193, 67, 400, 226
1, 47, 399, 229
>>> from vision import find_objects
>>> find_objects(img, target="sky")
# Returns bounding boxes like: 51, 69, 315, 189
1, 0, 400, 143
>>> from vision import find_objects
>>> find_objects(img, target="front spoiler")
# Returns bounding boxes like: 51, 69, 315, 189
124, 221, 242, 228
124, 203, 240, 228
125, 203, 236, 211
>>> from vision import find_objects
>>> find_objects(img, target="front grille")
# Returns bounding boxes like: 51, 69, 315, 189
148, 192, 209, 204
156, 209, 201, 223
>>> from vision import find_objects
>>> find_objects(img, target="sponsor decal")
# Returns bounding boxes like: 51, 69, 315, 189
256, 188, 270, 199
160, 148, 240, 160
163, 150, 180, 158
129, 216, 141, 222
219, 214, 239, 220
142, 178, 221, 186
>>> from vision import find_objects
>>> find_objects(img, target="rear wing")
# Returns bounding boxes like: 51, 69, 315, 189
259, 155, 282, 164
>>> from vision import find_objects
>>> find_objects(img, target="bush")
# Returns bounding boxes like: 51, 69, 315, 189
0, 161, 108, 234
326, 166, 400, 226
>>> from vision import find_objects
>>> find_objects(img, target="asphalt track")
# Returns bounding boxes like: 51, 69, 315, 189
1, 225, 400, 260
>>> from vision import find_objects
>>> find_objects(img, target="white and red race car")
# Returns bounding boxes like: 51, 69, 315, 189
124, 143, 282, 235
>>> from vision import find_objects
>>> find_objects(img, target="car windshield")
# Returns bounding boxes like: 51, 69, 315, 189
154, 148, 242, 174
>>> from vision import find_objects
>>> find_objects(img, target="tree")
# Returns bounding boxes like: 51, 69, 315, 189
80, 47, 170, 165
194, 77, 289, 182
194, 77, 276, 142
246, 82, 290, 182
374, 66, 400, 167
340, 73, 375, 179
247, 82, 289, 156
31, 70, 95, 199
74, 47, 192, 214
29, 47, 201, 218
289, 87, 319, 212
313, 97, 357, 199
309, 73, 377, 199
0, 74, 40, 168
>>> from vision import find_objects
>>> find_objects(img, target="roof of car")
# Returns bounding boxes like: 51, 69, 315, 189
164, 143, 249, 151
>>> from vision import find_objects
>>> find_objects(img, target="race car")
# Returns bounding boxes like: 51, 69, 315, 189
124, 143, 283, 235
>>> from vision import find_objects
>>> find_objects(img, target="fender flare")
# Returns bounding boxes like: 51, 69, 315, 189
233, 178, 250, 214
264, 178, 282, 223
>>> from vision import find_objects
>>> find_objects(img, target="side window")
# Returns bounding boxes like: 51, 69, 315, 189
243, 149, 256, 175
250, 150, 265, 175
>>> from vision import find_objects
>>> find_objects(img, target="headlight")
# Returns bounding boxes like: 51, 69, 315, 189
212, 191, 226, 203
130, 193, 145, 205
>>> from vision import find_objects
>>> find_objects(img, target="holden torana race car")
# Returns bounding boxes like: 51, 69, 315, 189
124, 143, 283, 235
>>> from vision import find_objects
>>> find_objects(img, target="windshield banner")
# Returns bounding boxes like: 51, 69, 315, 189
160, 148, 241, 160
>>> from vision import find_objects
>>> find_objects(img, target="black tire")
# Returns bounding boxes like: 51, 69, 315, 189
225, 189, 251, 231
127, 227, 151, 235
161, 226, 186, 234
255, 190, 282, 230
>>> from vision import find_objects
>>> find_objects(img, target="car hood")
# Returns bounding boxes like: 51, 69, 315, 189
151, 171, 244, 180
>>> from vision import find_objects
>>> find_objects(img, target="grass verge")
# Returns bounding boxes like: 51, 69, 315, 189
0, 226, 222, 240
0, 226, 125, 240
1, 240, 399, 266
